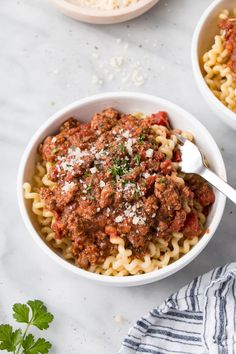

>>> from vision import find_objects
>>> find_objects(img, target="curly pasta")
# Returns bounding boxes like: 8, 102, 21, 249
89, 233, 199, 276
202, 9, 236, 112
23, 114, 205, 277
23, 158, 201, 277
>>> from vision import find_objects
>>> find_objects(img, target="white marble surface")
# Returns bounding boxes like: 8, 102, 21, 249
1, 0, 236, 353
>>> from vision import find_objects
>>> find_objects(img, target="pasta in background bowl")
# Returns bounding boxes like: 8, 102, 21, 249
17, 92, 226, 286
192, 0, 236, 130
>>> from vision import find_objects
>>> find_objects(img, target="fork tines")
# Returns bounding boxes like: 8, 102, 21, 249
176, 134, 187, 145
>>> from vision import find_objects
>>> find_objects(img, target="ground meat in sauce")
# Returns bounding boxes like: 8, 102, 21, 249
38, 108, 215, 269
220, 18, 236, 75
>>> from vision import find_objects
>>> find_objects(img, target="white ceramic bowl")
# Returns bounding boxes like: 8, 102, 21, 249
192, 0, 236, 130
49, 0, 159, 24
17, 92, 226, 287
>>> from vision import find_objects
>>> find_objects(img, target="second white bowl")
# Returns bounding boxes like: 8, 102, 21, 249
192, 0, 236, 130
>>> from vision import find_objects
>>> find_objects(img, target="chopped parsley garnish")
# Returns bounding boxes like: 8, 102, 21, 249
109, 159, 129, 178
118, 143, 126, 153
86, 184, 93, 193
158, 176, 166, 184
0, 300, 54, 354
134, 188, 141, 199
83, 171, 90, 177
138, 133, 146, 142
134, 154, 141, 165
52, 147, 59, 154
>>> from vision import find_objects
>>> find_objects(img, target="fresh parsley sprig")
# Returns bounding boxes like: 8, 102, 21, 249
0, 300, 54, 354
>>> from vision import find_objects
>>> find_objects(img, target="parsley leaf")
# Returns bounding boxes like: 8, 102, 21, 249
13, 304, 30, 324
0, 325, 22, 352
138, 133, 146, 142
0, 300, 53, 354
27, 300, 54, 330
133, 154, 141, 165
22, 334, 51, 354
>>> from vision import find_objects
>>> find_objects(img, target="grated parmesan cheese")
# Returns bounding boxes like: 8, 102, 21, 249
90, 167, 98, 174
99, 180, 106, 188
67, 0, 140, 10
146, 148, 154, 158
122, 130, 130, 139
115, 215, 124, 223
132, 215, 145, 225
110, 56, 124, 69
62, 181, 76, 192
143, 172, 150, 178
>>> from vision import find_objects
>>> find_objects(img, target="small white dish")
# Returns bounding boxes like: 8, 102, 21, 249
192, 0, 236, 130
49, 0, 159, 24
17, 92, 226, 287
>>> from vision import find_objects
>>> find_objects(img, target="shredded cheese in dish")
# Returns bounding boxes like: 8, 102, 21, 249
67, 0, 140, 10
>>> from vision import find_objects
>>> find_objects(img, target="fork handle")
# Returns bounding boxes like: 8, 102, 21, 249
201, 166, 236, 205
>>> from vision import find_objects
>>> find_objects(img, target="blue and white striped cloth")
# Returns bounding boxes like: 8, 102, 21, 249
119, 263, 236, 354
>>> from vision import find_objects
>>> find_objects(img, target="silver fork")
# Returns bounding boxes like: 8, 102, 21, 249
177, 135, 236, 204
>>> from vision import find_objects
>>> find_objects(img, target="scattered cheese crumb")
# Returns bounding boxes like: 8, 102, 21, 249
110, 56, 124, 69
132, 215, 145, 225
132, 69, 145, 87
122, 130, 130, 139
99, 180, 106, 188
114, 314, 124, 324
132, 216, 139, 225
146, 149, 154, 158
92, 75, 103, 86
90, 167, 98, 174
115, 215, 124, 223
62, 181, 76, 192
143, 172, 150, 178
92, 52, 100, 59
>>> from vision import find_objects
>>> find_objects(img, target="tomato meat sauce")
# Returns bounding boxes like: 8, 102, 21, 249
220, 17, 236, 74
39, 109, 215, 269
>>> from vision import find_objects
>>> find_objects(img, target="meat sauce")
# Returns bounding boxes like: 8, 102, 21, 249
39, 109, 215, 269
220, 18, 236, 74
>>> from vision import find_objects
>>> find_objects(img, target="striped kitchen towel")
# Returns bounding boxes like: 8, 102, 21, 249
119, 263, 236, 354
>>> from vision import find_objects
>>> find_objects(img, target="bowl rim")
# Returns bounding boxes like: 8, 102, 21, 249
49, 0, 159, 18
17, 92, 227, 286
191, 0, 236, 124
